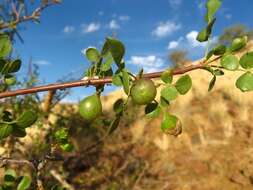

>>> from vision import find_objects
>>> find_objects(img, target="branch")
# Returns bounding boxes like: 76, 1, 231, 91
0, 57, 222, 99
0, 1, 60, 30
0, 156, 35, 170
50, 170, 75, 190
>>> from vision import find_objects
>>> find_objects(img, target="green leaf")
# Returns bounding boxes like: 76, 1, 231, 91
203, 66, 214, 74
145, 103, 161, 118
101, 53, 113, 71
161, 69, 173, 84
4, 169, 17, 182
2, 111, 12, 122
220, 54, 239, 71
230, 36, 247, 52
112, 74, 122, 86
213, 44, 226, 55
1, 59, 21, 74
17, 176, 31, 190
197, 18, 216, 42
175, 75, 192, 95
54, 128, 68, 143
213, 69, 224, 76
108, 116, 121, 135
85, 47, 100, 63
12, 127, 26, 138
113, 99, 124, 116
4, 75, 16, 86
205, 0, 221, 23
0, 35, 12, 58
239, 51, 253, 69
60, 143, 74, 152
236, 72, 253, 92
122, 69, 130, 94
161, 114, 178, 133
160, 96, 170, 107
16, 111, 37, 128
197, 28, 208, 42
106, 37, 125, 67
0, 124, 13, 140
101, 40, 110, 56
208, 75, 216, 91
161, 85, 178, 101
0, 59, 7, 72
206, 50, 214, 60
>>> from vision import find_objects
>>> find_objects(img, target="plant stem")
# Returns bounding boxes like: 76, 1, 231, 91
0, 56, 223, 99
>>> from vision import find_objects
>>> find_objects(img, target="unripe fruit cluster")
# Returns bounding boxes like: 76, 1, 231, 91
79, 78, 157, 121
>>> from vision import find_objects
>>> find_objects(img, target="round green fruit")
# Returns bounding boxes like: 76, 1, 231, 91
131, 78, 157, 105
79, 94, 102, 121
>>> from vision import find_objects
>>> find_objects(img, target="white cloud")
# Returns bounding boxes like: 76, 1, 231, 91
82, 22, 100, 33
167, 30, 218, 51
129, 55, 164, 72
186, 30, 207, 48
168, 41, 179, 49
167, 37, 183, 49
34, 60, 51, 66
109, 19, 120, 30
119, 15, 130, 21
152, 21, 181, 38
169, 0, 182, 8
63, 25, 75, 34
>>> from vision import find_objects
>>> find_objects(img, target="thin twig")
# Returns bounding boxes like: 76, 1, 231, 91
50, 170, 75, 190
0, 57, 222, 99
0, 156, 36, 170
0, 1, 60, 30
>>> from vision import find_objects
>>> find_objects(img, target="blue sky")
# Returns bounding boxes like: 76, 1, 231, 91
14, 0, 253, 102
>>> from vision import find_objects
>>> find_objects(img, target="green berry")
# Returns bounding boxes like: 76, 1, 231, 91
79, 94, 102, 121
131, 78, 157, 105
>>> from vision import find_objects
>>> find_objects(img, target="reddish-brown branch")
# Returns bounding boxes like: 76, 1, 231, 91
0, 63, 204, 99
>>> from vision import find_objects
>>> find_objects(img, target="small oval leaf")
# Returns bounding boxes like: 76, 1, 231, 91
175, 75, 192, 95
108, 116, 121, 135
205, 0, 221, 23
236, 72, 253, 92
16, 110, 38, 128
145, 103, 161, 118
208, 75, 216, 91
161, 85, 178, 101
0, 124, 13, 140
239, 51, 253, 69
231, 36, 247, 52
113, 99, 124, 116
161, 114, 182, 136
220, 54, 239, 71
213, 44, 226, 55
106, 37, 125, 67
17, 176, 31, 190
101, 54, 113, 71
0, 34, 12, 58
2, 59, 21, 74
4, 169, 17, 182
85, 47, 100, 63
122, 69, 130, 94
161, 69, 173, 84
